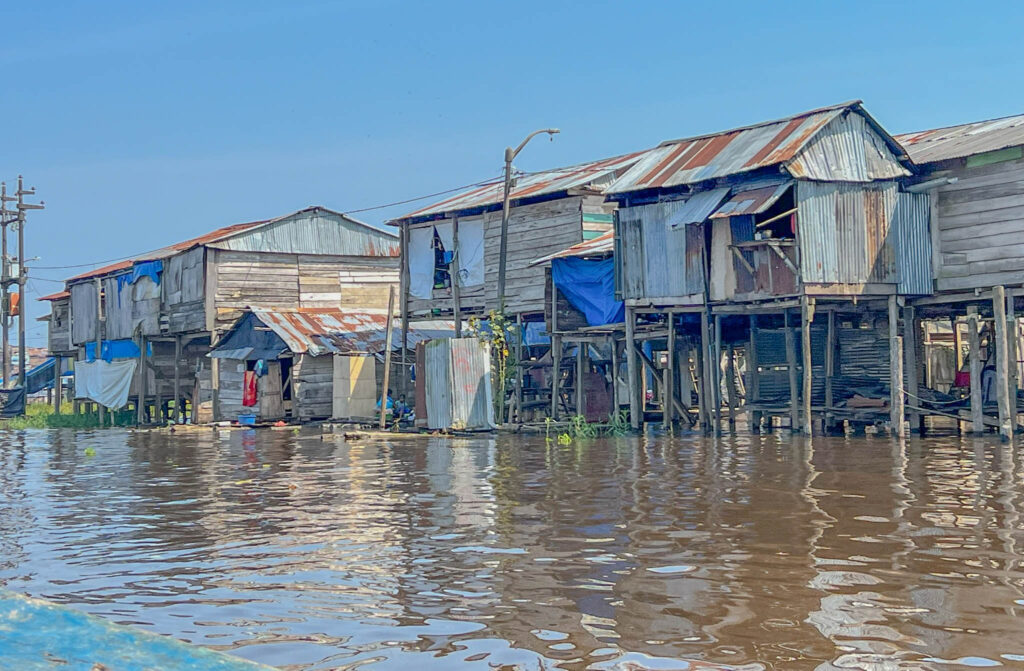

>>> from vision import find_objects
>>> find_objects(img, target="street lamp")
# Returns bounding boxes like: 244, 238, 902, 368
496, 128, 559, 311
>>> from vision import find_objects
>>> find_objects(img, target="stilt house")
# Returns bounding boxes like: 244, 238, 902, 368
606, 101, 931, 433
47, 206, 399, 422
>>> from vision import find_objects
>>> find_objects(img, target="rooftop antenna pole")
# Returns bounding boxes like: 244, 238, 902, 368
0, 182, 16, 389
16, 176, 44, 388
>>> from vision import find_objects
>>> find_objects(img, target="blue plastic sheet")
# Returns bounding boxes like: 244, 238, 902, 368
550, 257, 624, 326
522, 321, 551, 346
85, 339, 151, 362
211, 312, 288, 361
130, 260, 163, 286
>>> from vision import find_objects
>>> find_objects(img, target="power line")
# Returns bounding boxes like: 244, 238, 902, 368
342, 175, 503, 215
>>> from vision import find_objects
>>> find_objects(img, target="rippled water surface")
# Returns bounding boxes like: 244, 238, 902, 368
2, 428, 1024, 669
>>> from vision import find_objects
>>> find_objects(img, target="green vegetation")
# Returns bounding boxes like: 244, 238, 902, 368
0, 402, 136, 429
547, 411, 634, 444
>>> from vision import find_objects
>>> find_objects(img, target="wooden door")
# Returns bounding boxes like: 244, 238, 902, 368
258, 361, 284, 420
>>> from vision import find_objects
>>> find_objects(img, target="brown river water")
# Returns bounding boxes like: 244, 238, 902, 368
1, 428, 1024, 670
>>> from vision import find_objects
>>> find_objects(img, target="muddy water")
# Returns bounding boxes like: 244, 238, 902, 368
1, 429, 1024, 670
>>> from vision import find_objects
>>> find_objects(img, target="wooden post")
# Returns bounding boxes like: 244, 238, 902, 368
725, 344, 737, 431
451, 215, 462, 338
551, 334, 561, 420
379, 285, 396, 430
137, 334, 147, 425
968, 305, 983, 435
626, 306, 639, 429
801, 296, 814, 436
785, 310, 798, 431
399, 223, 410, 397
609, 335, 619, 417
173, 335, 181, 424
52, 356, 61, 414
903, 305, 922, 433
664, 311, 675, 429
95, 277, 105, 427
576, 339, 586, 418
889, 296, 905, 438
514, 312, 523, 423
1008, 294, 1019, 427
748, 315, 761, 432
825, 309, 835, 432
712, 313, 722, 436
993, 286, 1012, 439
696, 309, 712, 436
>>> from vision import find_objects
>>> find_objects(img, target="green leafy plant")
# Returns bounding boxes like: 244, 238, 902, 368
467, 310, 518, 422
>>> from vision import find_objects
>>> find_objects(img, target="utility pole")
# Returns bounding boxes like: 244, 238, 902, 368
0, 183, 16, 389
496, 128, 559, 311
15, 176, 43, 388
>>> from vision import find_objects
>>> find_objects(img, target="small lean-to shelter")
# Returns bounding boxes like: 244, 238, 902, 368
389, 152, 642, 422
605, 101, 931, 434
896, 113, 1024, 437
211, 307, 453, 422
49, 206, 399, 422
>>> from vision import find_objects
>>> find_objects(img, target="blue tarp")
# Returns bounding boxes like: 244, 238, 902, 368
131, 260, 163, 286
210, 312, 288, 361
522, 321, 550, 346
85, 339, 152, 362
551, 257, 624, 326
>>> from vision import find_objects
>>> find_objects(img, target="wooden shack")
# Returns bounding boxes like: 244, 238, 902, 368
389, 153, 641, 421
897, 113, 1024, 438
210, 307, 453, 422
49, 206, 400, 422
606, 101, 931, 434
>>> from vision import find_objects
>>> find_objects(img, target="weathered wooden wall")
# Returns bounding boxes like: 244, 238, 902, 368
164, 247, 206, 333
70, 282, 99, 346
217, 358, 254, 420
931, 156, 1024, 292
47, 298, 72, 354
293, 353, 333, 421
405, 217, 486, 318
616, 200, 705, 306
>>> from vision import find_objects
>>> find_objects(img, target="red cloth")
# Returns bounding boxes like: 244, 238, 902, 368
243, 371, 258, 407
954, 371, 970, 388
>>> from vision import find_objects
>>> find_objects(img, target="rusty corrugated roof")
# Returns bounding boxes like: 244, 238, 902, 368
607, 101, 907, 193
896, 112, 1024, 164
37, 290, 70, 302
710, 182, 792, 219
395, 152, 645, 221
529, 231, 614, 266
250, 307, 454, 356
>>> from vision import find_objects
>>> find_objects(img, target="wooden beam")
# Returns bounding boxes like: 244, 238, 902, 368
801, 296, 814, 436
609, 335, 619, 417
514, 312, 523, 423
634, 345, 688, 419
95, 276, 105, 427
173, 334, 181, 425
748, 314, 761, 433
889, 296, 905, 438
725, 344, 737, 431
967, 305, 983, 435
664, 312, 675, 429
699, 309, 712, 434
379, 285, 396, 430
625, 307, 639, 429
825, 309, 835, 432
713, 313, 722, 436
399, 222, 410, 397
993, 286, 1012, 439
1008, 295, 1019, 427
903, 305, 922, 433
551, 333, 561, 420
52, 356, 61, 414
576, 339, 586, 418
785, 311, 798, 431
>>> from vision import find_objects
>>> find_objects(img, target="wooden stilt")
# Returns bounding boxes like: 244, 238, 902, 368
699, 309, 712, 434
968, 305, 983, 435
801, 296, 814, 436
576, 339, 586, 418
173, 335, 181, 424
748, 315, 761, 433
137, 334, 147, 425
993, 286, 1012, 439
664, 311, 675, 429
514, 313, 523, 423
626, 306, 639, 429
713, 313, 722, 436
903, 305, 922, 433
452, 215, 462, 338
399, 223, 410, 397
609, 335, 619, 417
725, 344, 737, 431
889, 295, 905, 438
952, 317, 963, 434
825, 309, 835, 433
785, 311, 798, 431
95, 277, 105, 427
551, 334, 561, 420
1008, 296, 1019, 429
52, 356, 61, 414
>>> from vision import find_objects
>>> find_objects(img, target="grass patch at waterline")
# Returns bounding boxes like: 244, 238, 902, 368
0, 402, 136, 429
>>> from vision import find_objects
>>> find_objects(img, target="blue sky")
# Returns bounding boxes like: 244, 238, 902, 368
5, 1, 1024, 344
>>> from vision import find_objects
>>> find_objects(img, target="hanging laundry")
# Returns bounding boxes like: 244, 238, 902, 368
75, 360, 137, 409
243, 371, 258, 407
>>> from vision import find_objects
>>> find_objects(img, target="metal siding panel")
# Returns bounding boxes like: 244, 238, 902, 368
789, 112, 910, 182
214, 210, 399, 257
894, 192, 933, 295
897, 113, 1024, 164
448, 337, 494, 430
424, 339, 452, 430
70, 282, 99, 346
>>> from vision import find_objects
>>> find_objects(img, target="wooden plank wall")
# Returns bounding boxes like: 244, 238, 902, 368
293, 353, 333, 420
933, 156, 1024, 291
217, 358, 255, 420
405, 218, 486, 318
70, 282, 99, 346
165, 248, 206, 333
48, 299, 72, 353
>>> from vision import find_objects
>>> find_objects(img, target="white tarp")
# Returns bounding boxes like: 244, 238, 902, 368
408, 226, 435, 299
457, 218, 485, 287
75, 359, 137, 409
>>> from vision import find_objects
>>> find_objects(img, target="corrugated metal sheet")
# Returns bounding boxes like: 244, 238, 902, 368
530, 231, 614, 266
896, 112, 1024, 163
247, 307, 454, 356
787, 110, 911, 181
398, 152, 644, 220
608, 101, 909, 193
711, 182, 791, 219
615, 201, 703, 301
667, 187, 729, 227
448, 337, 494, 430
424, 339, 452, 430
893, 192, 933, 295
38, 291, 70, 302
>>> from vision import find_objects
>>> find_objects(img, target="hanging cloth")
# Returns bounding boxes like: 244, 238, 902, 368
74, 360, 138, 409
243, 371, 258, 407
408, 227, 435, 299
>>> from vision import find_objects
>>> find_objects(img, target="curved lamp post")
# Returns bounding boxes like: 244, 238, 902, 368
496, 128, 559, 310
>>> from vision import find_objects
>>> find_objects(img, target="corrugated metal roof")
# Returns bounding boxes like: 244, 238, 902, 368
667, 187, 730, 227
249, 307, 454, 357
710, 182, 792, 219
66, 207, 396, 283
608, 101, 909, 193
396, 152, 645, 221
896, 112, 1024, 164
530, 231, 614, 266
37, 290, 70, 302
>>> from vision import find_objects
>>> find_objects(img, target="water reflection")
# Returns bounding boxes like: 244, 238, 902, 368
1, 428, 1024, 669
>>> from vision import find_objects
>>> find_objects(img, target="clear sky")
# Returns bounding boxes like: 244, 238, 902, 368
5, 0, 1024, 344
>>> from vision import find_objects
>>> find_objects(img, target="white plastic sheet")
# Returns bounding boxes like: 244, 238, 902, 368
457, 218, 485, 287
408, 226, 435, 299
75, 359, 138, 409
